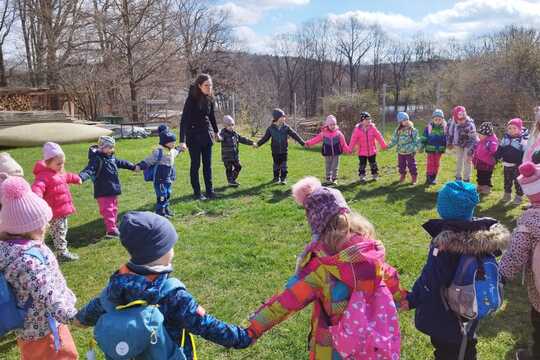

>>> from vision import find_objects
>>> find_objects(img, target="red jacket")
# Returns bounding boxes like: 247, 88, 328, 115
349, 123, 387, 157
32, 161, 81, 219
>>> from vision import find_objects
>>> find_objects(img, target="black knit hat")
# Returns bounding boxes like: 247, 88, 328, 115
272, 108, 286, 122
478, 122, 494, 136
360, 111, 371, 121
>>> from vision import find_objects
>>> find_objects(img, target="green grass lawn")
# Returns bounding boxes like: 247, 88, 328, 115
0, 134, 532, 359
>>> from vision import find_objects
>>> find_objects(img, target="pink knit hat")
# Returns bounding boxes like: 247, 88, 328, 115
43, 142, 65, 161
452, 106, 466, 121
507, 118, 523, 132
325, 115, 337, 127
0, 176, 52, 234
518, 162, 540, 203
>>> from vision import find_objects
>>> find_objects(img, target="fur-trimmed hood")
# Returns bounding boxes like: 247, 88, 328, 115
423, 217, 510, 255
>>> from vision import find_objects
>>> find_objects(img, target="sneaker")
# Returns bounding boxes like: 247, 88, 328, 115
513, 195, 523, 205
371, 174, 379, 181
193, 194, 207, 201
272, 177, 280, 184
399, 174, 406, 183
359, 175, 367, 183
57, 250, 79, 262
228, 181, 240, 187
515, 349, 534, 360
206, 191, 218, 200
280, 178, 287, 185
331, 179, 338, 185
501, 192, 512, 202
105, 229, 120, 239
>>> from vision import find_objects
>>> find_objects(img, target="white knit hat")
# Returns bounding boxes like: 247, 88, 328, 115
43, 142, 65, 161
0, 152, 23, 177
223, 115, 235, 126
0, 177, 52, 234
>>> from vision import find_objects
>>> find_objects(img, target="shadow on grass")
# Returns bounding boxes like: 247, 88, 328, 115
480, 200, 519, 229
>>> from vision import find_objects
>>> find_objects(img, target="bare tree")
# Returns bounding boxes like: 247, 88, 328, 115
388, 41, 413, 111
336, 17, 372, 93
0, 0, 15, 86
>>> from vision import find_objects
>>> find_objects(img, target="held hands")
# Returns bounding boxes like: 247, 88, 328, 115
179, 143, 188, 152
134, 165, 141, 173
252, 143, 258, 149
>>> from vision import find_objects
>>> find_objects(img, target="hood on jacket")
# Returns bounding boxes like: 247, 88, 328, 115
423, 217, 510, 255
106, 271, 169, 306
309, 235, 384, 289
32, 160, 53, 176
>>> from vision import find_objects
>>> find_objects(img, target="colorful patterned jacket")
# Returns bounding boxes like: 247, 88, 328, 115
248, 234, 407, 360
387, 126, 420, 154
420, 122, 447, 154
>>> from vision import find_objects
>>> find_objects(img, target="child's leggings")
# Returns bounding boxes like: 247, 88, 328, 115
49, 217, 68, 253
272, 153, 288, 180
324, 155, 340, 180
455, 147, 472, 181
97, 195, 119, 232
503, 165, 523, 195
358, 155, 378, 177
154, 181, 172, 215
398, 153, 417, 176
17, 324, 78, 359
426, 153, 442, 176
224, 160, 242, 182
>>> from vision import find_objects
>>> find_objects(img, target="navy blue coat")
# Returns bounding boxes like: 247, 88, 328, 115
79, 146, 136, 198
76, 265, 251, 360
256, 123, 305, 154
407, 217, 508, 343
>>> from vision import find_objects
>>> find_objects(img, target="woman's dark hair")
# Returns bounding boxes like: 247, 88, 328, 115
190, 73, 213, 103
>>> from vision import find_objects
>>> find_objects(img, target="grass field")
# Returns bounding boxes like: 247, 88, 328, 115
0, 133, 532, 359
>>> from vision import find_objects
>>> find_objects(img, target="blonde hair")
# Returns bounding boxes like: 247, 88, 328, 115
0, 229, 45, 241
320, 211, 376, 253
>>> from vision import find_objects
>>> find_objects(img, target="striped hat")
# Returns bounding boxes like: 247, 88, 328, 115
518, 162, 540, 203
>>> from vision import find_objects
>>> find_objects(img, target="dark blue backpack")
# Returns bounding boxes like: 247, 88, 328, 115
94, 277, 187, 360
444, 254, 503, 360
143, 149, 164, 182
0, 246, 60, 350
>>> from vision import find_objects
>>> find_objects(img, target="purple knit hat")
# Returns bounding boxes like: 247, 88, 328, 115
292, 177, 350, 235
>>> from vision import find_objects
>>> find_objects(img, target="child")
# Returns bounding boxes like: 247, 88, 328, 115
420, 109, 447, 185
472, 122, 498, 195
447, 106, 478, 182
218, 115, 255, 187
348, 111, 387, 183
79, 136, 137, 238
500, 162, 540, 360
0, 177, 78, 359
0, 152, 24, 198
256, 108, 305, 185
32, 142, 82, 261
305, 114, 349, 185
387, 111, 420, 184
137, 126, 181, 218
75, 211, 252, 359
247, 177, 407, 359
406, 181, 509, 360
496, 118, 528, 204
524, 106, 540, 163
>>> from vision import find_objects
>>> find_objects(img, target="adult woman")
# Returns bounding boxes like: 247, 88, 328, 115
179, 74, 219, 200
524, 106, 540, 163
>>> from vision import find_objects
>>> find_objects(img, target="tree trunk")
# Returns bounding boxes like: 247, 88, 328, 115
0, 47, 7, 87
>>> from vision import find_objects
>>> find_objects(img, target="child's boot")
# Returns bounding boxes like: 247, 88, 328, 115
425, 175, 431, 185
411, 175, 417, 185
501, 192, 512, 202
57, 250, 79, 262
514, 195, 523, 205
280, 178, 287, 185
359, 175, 367, 183
399, 174, 406, 183
371, 173, 378, 181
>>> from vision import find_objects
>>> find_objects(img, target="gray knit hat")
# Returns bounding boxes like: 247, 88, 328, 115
223, 115, 235, 126
98, 136, 115, 149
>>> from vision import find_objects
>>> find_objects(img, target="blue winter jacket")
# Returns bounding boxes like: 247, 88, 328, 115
407, 217, 509, 343
137, 146, 181, 184
76, 265, 251, 360
79, 146, 136, 198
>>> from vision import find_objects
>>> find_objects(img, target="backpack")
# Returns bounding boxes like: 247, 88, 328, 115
143, 148, 163, 182
0, 245, 60, 350
444, 254, 503, 360
329, 265, 401, 360
94, 277, 187, 360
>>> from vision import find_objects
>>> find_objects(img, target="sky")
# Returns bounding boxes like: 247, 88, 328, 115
214, 0, 540, 53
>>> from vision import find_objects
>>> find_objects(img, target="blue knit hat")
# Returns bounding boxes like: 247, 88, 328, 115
159, 131, 177, 146
432, 109, 444, 118
119, 211, 178, 265
437, 181, 479, 221
396, 112, 410, 123
157, 124, 168, 134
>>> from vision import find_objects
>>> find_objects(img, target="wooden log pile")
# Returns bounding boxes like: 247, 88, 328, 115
0, 94, 32, 111
0, 111, 70, 129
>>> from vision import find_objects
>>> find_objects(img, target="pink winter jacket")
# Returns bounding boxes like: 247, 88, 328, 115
305, 127, 350, 155
32, 160, 80, 219
349, 123, 387, 157
472, 134, 498, 170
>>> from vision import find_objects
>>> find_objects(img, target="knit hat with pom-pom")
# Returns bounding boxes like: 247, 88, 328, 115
292, 176, 350, 235
0, 176, 52, 234
518, 162, 540, 203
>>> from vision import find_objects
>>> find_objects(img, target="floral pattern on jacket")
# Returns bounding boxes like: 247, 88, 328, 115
387, 126, 420, 154
0, 240, 77, 340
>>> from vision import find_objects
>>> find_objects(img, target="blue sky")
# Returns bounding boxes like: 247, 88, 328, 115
214, 0, 540, 53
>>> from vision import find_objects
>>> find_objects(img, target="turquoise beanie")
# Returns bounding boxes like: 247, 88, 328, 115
437, 181, 479, 221
396, 112, 410, 123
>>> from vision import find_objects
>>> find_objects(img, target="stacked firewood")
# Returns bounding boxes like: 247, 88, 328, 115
0, 95, 32, 111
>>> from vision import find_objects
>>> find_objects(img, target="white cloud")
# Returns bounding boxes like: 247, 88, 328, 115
232, 26, 273, 53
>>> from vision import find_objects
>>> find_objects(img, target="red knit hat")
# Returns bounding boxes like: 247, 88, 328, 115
508, 118, 523, 132
518, 162, 540, 203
